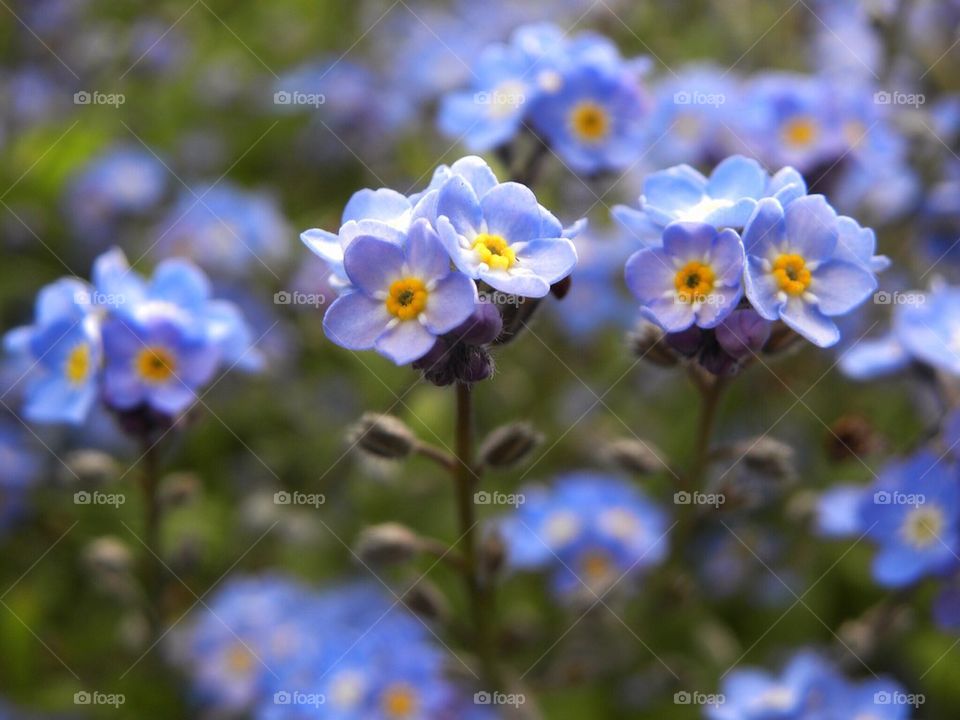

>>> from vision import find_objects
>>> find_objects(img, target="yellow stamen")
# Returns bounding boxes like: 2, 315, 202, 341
900, 506, 945, 549
135, 346, 177, 384
581, 551, 612, 581
381, 683, 417, 718
569, 101, 609, 143
225, 644, 254, 675
472, 233, 516, 271
772, 254, 811, 296
385, 278, 428, 320
65, 343, 91, 385
781, 116, 818, 147
673, 261, 716, 303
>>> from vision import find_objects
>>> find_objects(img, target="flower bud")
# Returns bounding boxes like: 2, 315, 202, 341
158, 472, 201, 509
480, 529, 507, 579
402, 580, 450, 621
550, 276, 572, 299
716, 309, 772, 359
348, 413, 416, 460
599, 438, 667, 475
61, 449, 119, 487
84, 536, 134, 575
627, 321, 677, 367
825, 414, 881, 462
731, 436, 795, 480
665, 325, 704, 357
456, 345, 494, 384
354, 522, 421, 566
456, 301, 502, 345
478, 422, 543, 469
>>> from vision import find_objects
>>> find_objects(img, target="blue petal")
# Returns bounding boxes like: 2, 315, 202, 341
36, 278, 92, 323
300, 228, 343, 265
709, 228, 746, 285
148, 383, 197, 416
767, 166, 807, 205
480, 182, 542, 243
642, 165, 707, 223
706, 155, 767, 199
342, 236, 405, 294
611, 205, 662, 246
92, 248, 146, 307
695, 286, 742, 328
374, 320, 437, 365
437, 216, 480, 277
436, 175, 482, 237
839, 334, 909, 380
810, 260, 877, 316
341, 188, 411, 226
514, 238, 577, 285
150, 259, 212, 310
479, 268, 550, 298
449, 155, 499, 197
422, 273, 477, 334
404, 219, 449, 282
743, 255, 782, 320
645, 297, 696, 332
742, 198, 786, 255
323, 292, 391, 350
662, 222, 716, 260
780, 299, 840, 347
783, 194, 838, 261
624, 248, 674, 304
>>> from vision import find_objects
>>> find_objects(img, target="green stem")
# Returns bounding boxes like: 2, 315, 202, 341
138, 439, 164, 639
687, 375, 727, 491
452, 382, 500, 688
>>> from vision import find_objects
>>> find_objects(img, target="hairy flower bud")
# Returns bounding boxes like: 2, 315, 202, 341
348, 413, 416, 460
732, 436, 795, 480
480, 529, 507, 580
62, 449, 120, 487
478, 422, 543, 469
354, 523, 421, 566
402, 580, 450, 621
716, 309, 772, 359
599, 438, 667, 475
627, 321, 678, 367
665, 325, 704, 357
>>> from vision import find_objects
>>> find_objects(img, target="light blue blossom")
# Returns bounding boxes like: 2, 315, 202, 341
625, 221, 744, 332
860, 450, 960, 587
743, 196, 878, 347
433, 159, 579, 297
322, 219, 478, 365
497, 472, 670, 595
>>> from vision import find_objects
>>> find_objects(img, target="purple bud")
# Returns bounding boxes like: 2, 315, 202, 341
455, 301, 503, 346
716, 309, 771, 359
665, 326, 703, 357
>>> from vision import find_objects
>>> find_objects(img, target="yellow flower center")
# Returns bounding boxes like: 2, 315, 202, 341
225, 643, 255, 675
385, 278, 428, 320
900, 506, 945, 549
472, 233, 516, 271
381, 683, 417, 718
781, 116, 818, 147
135, 346, 177, 384
65, 343, 91, 385
674, 261, 716, 303
570, 100, 609, 143
581, 550, 612, 581
772, 254, 811, 296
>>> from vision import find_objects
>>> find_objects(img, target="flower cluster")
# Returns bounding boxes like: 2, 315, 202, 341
708, 650, 914, 720
438, 24, 649, 174
619, 156, 885, 368
496, 472, 669, 596
4, 248, 260, 427
175, 575, 491, 719
301, 155, 582, 374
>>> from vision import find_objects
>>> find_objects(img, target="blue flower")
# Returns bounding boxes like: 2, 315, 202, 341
625, 222, 744, 332
323, 219, 478, 365
860, 450, 960, 587
101, 311, 220, 416
497, 472, 670, 595
4, 278, 101, 424
154, 183, 290, 278
743, 196, 878, 347
0, 421, 41, 534
433, 160, 579, 297
528, 63, 647, 174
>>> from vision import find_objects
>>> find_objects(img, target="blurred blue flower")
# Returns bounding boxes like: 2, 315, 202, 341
323, 219, 477, 365
154, 183, 290, 278
0, 421, 42, 534
433, 159, 580, 297
497, 472, 670, 595
625, 221, 744, 332
65, 145, 167, 239
529, 63, 647, 174
743, 196, 877, 347
860, 450, 960, 587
